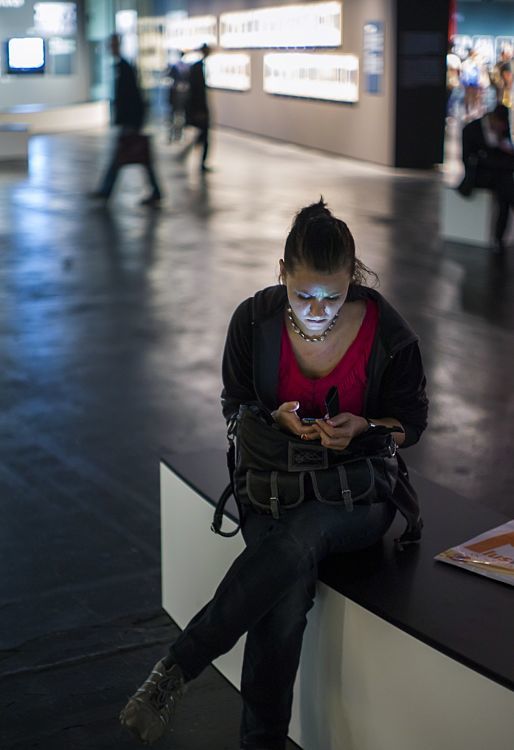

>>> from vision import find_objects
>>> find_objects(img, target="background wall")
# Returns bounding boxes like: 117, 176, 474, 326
185, 0, 396, 166
0, 0, 90, 108
457, 1, 514, 36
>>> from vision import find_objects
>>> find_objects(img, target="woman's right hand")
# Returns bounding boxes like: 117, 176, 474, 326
271, 401, 320, 440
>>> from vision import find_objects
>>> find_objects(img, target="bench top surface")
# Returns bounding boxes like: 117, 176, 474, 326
162, 450, 514, 692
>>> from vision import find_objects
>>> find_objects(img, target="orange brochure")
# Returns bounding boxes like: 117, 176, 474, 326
435, 520, 514, 586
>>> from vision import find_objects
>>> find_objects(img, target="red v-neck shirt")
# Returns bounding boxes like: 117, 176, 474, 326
277, 300, 379, 420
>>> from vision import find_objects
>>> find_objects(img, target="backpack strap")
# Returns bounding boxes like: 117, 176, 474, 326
211, 419, 243, 537
392, 453, 424, 551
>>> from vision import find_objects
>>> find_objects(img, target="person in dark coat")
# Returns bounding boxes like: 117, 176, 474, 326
92, 34, 163, 206
458, 104, 514, 253
185, 44, 212, 171
168, 50, 190, 142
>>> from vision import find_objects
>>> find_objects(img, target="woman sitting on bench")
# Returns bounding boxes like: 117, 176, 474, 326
120, 198, 429, 749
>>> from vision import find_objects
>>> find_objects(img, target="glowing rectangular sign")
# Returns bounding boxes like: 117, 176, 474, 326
166, 14, 217, 51
220, 2, 341, 49
263, 53, 359, 103
205, 53, 251, 91
34, 3, 77, 37
7, 37, 45, 72
0, 0, 24, 6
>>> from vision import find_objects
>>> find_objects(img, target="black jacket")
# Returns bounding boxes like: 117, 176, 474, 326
113, 58, 145, 131
185, 59, 209, 126
221, 284, 428, 448
462, 117, 514, 172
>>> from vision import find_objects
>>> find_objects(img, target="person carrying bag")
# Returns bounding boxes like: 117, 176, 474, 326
120, 198, 429, 749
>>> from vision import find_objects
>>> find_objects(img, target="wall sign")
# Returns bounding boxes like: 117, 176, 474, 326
115, 10, 138, 62
34, 2, 77, 37
263, 53, 358, 103
166, 14, 217, 51
205, 53, 251, 91
363, 21, 384, 94
220, 2, 342, 50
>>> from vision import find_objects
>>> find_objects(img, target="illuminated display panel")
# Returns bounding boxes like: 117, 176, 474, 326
7, 37, 45, 73
115, 10, 138, 62
34, 2, 77, 37
166, 14, 217, 52
220, 2, 341, 50
205, 53, 251, 91
263, 53, 358, 103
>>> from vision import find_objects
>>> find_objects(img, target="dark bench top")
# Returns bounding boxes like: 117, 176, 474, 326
161, 450, 514, 693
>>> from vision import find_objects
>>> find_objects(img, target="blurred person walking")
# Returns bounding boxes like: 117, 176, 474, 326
492, 46, 513, 108
461, 48, 483, 118
458, 104, 514, 254
167, 50, 190, 142
91, 33, 163, 207
184, 44, 212, 172
446, 42, 462, 118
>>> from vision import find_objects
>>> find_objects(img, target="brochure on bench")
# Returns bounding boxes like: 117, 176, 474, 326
435, 519, 514, 587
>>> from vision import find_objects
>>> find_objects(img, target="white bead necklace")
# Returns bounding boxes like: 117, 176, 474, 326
287, 306, 340, 343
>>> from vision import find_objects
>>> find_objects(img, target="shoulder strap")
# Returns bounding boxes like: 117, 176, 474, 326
211, 421, 243, 537
392, 453, 423, 551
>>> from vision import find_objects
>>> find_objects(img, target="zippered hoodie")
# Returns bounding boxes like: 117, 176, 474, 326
222, 284, 428, 448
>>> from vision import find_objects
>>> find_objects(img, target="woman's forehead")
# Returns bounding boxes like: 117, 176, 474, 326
287, 264, 350, 290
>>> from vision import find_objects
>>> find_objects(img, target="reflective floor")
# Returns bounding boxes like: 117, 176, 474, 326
1, 125, 513, 749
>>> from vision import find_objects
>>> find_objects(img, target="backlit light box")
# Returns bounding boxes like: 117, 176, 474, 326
7, 37, 46, 74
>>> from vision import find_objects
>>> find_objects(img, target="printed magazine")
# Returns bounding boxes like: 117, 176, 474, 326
435, 519, 514, 586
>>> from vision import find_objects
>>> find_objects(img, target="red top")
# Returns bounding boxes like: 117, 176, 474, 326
277, 300, 379, 419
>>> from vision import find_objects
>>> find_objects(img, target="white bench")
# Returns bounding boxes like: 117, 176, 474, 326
441, 186, 514, 246
161, 451, 514, 750
0, 123, 30, 162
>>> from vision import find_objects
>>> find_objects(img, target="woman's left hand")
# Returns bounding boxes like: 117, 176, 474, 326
315, 412, 368, 451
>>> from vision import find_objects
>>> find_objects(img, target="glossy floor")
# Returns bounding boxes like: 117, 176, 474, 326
1, 126, 513, 749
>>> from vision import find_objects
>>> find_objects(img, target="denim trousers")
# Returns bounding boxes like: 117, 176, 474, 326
170, 498, 396, 750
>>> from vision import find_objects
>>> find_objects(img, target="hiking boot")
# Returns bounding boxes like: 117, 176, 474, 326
119, 659, 186, 745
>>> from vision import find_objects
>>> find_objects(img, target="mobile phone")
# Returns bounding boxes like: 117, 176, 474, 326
324, 386, 339, 419
301, 417, 318, 424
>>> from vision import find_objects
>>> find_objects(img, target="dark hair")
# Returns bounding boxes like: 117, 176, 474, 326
283, 198, 376, 286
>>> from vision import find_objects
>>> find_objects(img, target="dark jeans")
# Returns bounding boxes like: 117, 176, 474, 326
98, 130, 162, 199
169, 498, 396, 750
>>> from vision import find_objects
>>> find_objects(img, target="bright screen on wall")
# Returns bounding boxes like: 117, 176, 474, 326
7, 37, 46, 73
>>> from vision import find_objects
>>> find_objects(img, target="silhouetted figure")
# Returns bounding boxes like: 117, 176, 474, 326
168, 50, 190, 142
185, 44, 212, 171
492, 47, 513, 107
92, 34, 163, 206
458, 104, 514, 253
